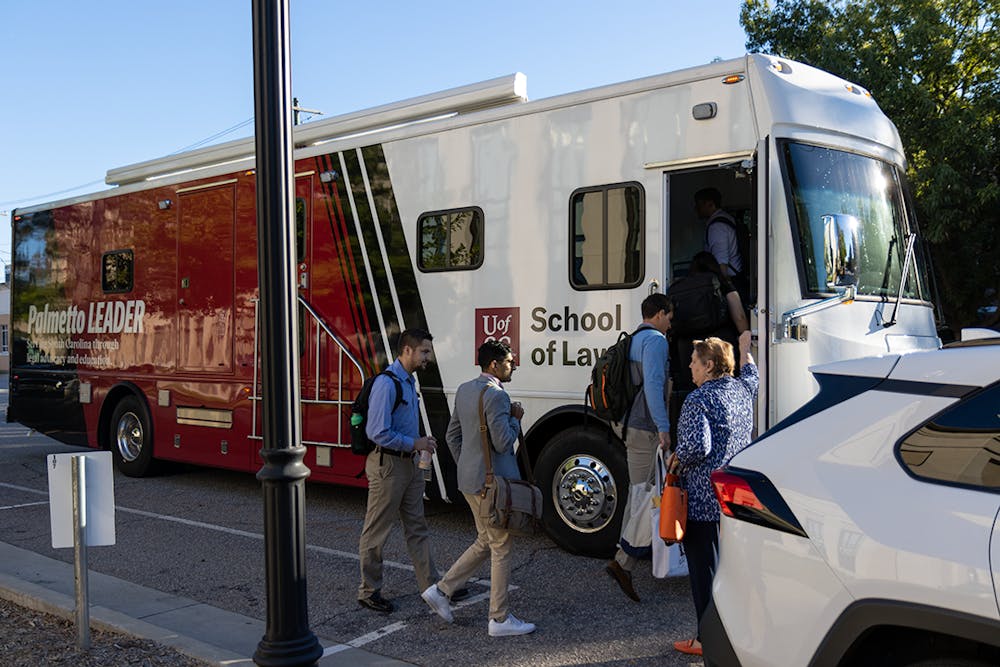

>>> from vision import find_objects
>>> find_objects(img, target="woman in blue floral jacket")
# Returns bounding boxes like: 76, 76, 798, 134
670, 331, 757, 656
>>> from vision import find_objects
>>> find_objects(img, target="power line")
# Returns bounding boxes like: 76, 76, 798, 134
168, 116, 255, 154
0, 116, 257, 209
0, 180, 106, 208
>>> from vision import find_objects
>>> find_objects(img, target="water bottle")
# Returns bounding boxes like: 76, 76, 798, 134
418, 450, 433, 481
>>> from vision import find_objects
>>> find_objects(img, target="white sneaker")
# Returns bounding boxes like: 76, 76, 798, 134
421, 585, 454, 623
488, 613, 536, 637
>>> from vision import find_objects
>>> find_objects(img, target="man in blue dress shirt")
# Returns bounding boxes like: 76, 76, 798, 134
357, 328, 439, 613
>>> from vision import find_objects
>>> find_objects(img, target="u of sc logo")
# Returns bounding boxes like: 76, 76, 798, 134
474, 307, 520, 363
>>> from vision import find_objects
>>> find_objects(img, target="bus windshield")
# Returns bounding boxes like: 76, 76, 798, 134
782, 141, 927, 300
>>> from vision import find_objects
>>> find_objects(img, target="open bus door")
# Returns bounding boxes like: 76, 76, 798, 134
755, 138, 772, 432
294, 173, 368, 482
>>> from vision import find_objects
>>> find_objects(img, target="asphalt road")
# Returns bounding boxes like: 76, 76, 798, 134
0, 376, 704, 667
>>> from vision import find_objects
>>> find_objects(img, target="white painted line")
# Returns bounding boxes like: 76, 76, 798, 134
307, 543, 412, 571
0, 482, 506, 600
0, 482, 43, 495
323, 620, 410, 656
0, 501, 48, 511
0, 482, 415, 572
1, 481, 502, 654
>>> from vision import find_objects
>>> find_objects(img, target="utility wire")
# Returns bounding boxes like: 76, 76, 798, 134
167, 116, 254, 154
0, 181, 106, 208
0, 115, 256, 209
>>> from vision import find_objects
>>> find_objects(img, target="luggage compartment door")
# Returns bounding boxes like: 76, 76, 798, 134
177, 181, 236, 373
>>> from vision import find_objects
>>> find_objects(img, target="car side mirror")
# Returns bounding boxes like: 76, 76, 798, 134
823, 214, 860, 291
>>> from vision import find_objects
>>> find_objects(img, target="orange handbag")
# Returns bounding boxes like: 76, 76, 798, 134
659, 472, 688, 544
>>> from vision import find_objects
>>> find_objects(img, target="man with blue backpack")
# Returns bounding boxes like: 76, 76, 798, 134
604, 292, 674, 602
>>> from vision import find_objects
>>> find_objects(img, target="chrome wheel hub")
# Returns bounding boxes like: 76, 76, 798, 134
116, 412, 144, 462
550, 454, 618, 533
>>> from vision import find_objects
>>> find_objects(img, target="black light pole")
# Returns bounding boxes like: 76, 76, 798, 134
250, 1, 322, 665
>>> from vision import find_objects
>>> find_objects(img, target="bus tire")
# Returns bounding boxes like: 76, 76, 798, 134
534, 426, 627, 558
108, 396, 159, 477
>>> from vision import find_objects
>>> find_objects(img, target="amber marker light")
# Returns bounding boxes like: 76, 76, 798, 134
721, 74, 745, 85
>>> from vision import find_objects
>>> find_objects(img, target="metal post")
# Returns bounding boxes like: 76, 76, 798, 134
71, 455, 90, 650
251, 0, 322, 665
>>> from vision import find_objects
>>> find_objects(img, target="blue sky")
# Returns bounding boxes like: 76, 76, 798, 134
0, 1, 749, 267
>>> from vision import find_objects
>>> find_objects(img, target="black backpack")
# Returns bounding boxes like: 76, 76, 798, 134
669, 273, 729, 336
587, 327, 644, 424
350, 370, 405, 456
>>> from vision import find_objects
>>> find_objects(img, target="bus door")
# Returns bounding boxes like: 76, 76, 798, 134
663, 160, 758, 433
294, 174, 352, 477
755, 138, 773, 430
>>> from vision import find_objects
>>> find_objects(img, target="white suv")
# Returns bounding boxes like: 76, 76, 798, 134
703, 338, 1000, 666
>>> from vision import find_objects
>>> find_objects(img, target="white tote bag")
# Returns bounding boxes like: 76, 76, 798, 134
651, 452, 689, 578
619, 481, 654, 556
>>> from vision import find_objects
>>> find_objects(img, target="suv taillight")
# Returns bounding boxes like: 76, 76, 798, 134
711, 467, 807, 538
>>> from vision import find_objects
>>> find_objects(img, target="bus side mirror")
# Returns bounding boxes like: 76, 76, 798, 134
779, 213, 861, 342
823, 213, 860, 291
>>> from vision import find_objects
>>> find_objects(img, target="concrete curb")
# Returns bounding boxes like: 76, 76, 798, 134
0, 541, 413, 666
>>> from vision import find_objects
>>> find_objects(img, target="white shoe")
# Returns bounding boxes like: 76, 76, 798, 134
488, 613, 536, 637
421, 585, 453, 623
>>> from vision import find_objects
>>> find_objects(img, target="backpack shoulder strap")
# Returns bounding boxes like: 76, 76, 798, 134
708, 215, 737, 232
477, 386, 495, 492
379, 369, 406, 412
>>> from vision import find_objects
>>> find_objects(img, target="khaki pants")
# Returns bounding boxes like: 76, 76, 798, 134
357, 450, 437, 599
614, 428, 658, 573
437, 491, 514, 622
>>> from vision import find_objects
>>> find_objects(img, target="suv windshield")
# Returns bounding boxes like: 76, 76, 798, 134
782, 142, 926, 300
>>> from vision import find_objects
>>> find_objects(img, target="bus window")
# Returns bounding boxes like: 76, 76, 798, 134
102, 250, 134, 293
570, 182, 644, 290
417, 207, 484, 271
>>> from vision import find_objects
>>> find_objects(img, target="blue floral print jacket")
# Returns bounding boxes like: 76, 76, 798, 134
675, 363, 759, 521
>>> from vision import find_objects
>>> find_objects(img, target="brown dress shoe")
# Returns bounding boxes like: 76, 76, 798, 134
358, 591, 394, 613
605, 560, 640, 602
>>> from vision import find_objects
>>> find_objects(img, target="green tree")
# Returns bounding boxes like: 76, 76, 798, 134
741, 0, 1000, 332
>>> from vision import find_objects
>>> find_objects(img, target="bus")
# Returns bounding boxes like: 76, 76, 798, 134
9, 54, 939, 556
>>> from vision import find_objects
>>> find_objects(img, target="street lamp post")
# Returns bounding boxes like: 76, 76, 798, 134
250, 1, 322, 665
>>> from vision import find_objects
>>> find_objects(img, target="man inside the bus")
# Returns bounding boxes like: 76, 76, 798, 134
695, 187, 747, 302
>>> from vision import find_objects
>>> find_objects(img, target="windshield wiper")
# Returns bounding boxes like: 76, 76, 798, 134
883, 232, 916, 328
879, 236, 896, 297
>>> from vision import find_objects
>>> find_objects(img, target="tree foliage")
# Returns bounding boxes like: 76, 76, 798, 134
741, 0, 1000, 330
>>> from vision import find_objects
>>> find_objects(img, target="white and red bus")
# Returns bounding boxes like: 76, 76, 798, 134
9, 55, 939, 556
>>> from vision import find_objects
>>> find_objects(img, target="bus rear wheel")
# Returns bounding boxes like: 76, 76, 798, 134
534, 426, 627, 558
109, 396, 159, 477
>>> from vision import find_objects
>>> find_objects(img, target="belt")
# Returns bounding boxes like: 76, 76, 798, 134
376, 447, 414, 459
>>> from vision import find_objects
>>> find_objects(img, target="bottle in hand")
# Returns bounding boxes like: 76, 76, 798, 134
418, 450, 433, 481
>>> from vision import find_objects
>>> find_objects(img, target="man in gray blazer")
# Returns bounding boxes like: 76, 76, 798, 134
421, 340, 536, 637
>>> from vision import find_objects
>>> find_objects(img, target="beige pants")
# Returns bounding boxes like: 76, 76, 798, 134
614, 428, 659, 573
357, 450, 437, 599
437, 491, 514, 622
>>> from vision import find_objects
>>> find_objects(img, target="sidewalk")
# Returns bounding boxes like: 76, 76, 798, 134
0, 541, 412, 666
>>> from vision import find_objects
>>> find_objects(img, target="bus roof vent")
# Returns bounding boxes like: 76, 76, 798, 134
105, 73, 528, 187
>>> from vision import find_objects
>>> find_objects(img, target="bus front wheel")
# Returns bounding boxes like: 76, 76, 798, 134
108, 396, 159, 477
534, 426, 627, 558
